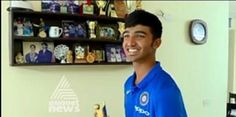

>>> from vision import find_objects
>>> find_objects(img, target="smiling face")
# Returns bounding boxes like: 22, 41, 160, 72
122, 25, 161, 63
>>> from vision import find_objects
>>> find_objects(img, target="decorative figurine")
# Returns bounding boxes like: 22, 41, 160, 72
87, 21, 97, 39
23, 18, 34, 36
14, 18, 24, 36
33, 18, 47, 38
96, 0, 106, 16
66, 50, 73, 63
15, 52, 24, 64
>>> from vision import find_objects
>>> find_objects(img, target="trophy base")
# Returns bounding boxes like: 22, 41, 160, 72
74, 59, 87, 63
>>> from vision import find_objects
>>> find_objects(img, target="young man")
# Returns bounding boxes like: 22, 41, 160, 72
123, 10, 187, 117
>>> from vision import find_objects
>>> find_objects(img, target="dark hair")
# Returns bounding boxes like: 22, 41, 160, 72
41, 42, 48, 46
30, 44, 36, 48
125, 10, 162, 39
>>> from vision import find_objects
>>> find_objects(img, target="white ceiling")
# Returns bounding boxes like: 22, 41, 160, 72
229, 1, 236, 18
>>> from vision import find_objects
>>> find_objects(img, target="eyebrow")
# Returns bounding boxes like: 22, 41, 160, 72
123, 30, 147, 35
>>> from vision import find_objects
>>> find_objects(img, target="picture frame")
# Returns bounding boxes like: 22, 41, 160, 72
41, 0, 79, 13
92, 49, 105, 62
96, 23, 119, 40
116, 45, 127, 62
23, 42, 55, 63
105, 44, 117, 62
62, 20, 87, 38
83, 4, 94, 15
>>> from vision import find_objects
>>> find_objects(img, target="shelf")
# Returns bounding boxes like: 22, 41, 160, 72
11, 62, 131, 66
11, 10, 125, 22
13, 36, 123, 44
10, 10, 128, 66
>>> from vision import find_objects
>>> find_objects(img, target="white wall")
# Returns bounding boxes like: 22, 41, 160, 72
2, 1, 229, 117
229, 16, 236, 94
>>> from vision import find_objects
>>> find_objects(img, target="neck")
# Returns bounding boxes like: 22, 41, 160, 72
133, 58, 156, 85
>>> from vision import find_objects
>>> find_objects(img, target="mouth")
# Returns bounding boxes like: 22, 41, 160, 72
126, 48, 139, 56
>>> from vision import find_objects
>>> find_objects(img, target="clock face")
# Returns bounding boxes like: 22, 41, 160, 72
193, 23, 205, 41
190, 19, 207, 44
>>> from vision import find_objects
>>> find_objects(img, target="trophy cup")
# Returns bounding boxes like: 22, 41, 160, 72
118, 22, 125, 39
135, 0, 142, 10
94, 103, 108, 117
96, 0, 106, 16
87, 21, 97, 39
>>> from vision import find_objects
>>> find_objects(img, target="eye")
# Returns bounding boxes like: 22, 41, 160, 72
123, 33, 129, 39
135, 33, 145, 38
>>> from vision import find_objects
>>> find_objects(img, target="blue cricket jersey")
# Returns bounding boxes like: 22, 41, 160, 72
124, 62, 187, 117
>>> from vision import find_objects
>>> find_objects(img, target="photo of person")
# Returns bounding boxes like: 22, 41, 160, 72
23, 42, 54, 64
37, 42, 53, 63
25, 44, 38, 63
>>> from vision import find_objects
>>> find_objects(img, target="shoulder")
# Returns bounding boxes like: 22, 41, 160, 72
151, 69, 181, 99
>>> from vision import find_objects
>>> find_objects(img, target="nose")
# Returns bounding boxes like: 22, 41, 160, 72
125, 36, 136, 46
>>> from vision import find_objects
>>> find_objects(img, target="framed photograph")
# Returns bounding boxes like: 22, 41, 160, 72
96, 23, 119, 40
74, 22, 87, 38
105, 44, 117, 62
83, 4, 94, 15
62, 20, 76, 38
92, 49, 105, 62
62, 20, 87, 38
116, 45, 128, 62
23, 42, 55, 63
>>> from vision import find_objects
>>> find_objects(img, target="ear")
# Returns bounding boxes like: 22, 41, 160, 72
152, 39, 161, 49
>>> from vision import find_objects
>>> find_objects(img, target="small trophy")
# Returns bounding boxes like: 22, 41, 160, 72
74, 45, 87, 63
96, 0, 106, 16
87, 21, 97, 39
66, 50, 73, 63
118, 22, 125, 39
15, 52, 24, 64
135, 0, 142, 10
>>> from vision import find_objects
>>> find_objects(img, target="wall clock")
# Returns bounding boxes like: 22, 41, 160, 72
189, 19, 207, 44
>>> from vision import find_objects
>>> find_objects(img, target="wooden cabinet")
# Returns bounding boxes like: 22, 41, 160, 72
10, 11, 130, 66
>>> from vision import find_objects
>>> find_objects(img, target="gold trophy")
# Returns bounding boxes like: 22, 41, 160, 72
87, 21, 97, 39
136, 0, 142, 10
118, 22, 125, 39
96, 0, 106, 16
94, 103, 108, 117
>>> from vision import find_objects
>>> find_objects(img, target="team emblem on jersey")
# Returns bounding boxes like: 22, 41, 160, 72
139, 91, 149, 106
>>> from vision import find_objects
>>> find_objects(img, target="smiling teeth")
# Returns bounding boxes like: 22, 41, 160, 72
128, 49, 137, 52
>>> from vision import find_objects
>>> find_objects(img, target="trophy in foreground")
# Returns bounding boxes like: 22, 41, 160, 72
94, 103, 108, 117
